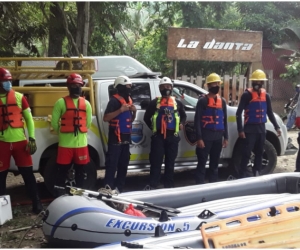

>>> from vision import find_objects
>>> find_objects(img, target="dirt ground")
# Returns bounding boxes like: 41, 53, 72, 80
0, 130, 299, 248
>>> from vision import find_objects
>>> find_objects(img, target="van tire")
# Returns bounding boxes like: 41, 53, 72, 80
43, 155, 97, 197
229, 139, 277, 178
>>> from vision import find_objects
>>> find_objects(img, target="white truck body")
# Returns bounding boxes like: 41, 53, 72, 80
4, 56, 296, 193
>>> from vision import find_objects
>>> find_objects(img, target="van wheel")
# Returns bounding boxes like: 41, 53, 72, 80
229, 139, 277, 178
43, 155, 97, 197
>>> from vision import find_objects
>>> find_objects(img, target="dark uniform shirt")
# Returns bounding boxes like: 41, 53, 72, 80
194, 96, 228, 141
104, 97, 132, 144
236, 90, 280, 133
143, 97, 187, 136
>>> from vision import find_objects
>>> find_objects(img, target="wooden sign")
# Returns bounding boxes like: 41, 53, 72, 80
167, 27, 262, 62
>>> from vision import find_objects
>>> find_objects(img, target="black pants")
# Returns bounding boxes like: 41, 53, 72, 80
104, 143, 130, 192
0, 167, 40, 203
239, 132, 266, 178
295, 132, 300, 171
195, 138, 223, 184
56, 163, 87, 189
149, 134, 180, 188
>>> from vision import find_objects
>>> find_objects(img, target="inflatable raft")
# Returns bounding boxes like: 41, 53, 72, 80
102, 201, 300, 249
42, 173, 300, 247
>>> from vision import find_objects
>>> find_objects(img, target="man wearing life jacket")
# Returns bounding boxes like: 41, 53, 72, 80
293, 93, 300, 172
51, 73, 92, 195
236, 69, 281, 178
194, 73, 228, 184
143, 77, 186, 190
0, 68, 43, 214
103, 76, 136, 193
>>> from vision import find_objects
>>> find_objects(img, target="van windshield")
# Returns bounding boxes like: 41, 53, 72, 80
93, 56, 152, 79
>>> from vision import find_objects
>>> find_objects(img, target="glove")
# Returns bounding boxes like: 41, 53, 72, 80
26, 137, 37, 155
295, 117, 300, 128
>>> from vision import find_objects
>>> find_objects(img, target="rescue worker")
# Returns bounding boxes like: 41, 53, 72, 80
236, 69, 281, 178
103, 76, 136, 193
0, 68, 43, 214
51, 73, 92, 196
286, 84, 300, 131
194, 73, 228, 184
293, 93, 300, 172
143, 77, 186, 189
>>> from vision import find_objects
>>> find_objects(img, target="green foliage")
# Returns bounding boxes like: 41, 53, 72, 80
0, 2, 48, 57
88, 2, 130, 55
273, 20, 300, 84
281, 61, 300, 85
236, 2, 300, 44
2, 1, 300, 79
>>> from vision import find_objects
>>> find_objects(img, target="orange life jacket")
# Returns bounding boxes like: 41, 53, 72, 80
0, 90, 24, 133
109, 94, 133, 142
60, 96, 87, 135
201, 95, 224, 131
244, 88, 267, 124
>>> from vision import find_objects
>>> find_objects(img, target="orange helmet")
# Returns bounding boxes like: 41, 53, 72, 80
0, 68, 12, 81
66, 73, 84, 86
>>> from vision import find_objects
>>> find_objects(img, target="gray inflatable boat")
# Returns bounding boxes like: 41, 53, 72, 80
42, 173, 300, 247
101, 197, 300, 249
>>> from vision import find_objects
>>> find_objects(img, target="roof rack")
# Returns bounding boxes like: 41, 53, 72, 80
0, 57, 97, 115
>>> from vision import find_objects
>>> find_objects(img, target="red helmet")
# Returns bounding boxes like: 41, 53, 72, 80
66, 73, 84, 85
0, 68, 12, 81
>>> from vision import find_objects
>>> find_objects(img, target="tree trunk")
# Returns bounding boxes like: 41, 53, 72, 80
82, 2, 90, 56
76, 2, 84, 54
56, 3, 80, 56
48, 2, 65, 56
75, 2, 90, 56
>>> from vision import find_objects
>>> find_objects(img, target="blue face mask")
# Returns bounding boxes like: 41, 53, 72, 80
2, 81, 12, 92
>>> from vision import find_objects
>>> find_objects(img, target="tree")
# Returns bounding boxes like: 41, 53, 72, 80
47, 2, 65, 56
0, 2, 47, 57
236, 2, 300, 44
273, 22, 300, 85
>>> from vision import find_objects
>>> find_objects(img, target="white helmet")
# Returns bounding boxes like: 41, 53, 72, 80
159, 77, 173, 87
114, 76, 132, 88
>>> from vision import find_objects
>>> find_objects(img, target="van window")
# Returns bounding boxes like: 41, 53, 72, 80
173, 85, 204, 107
108, 83, 151, 110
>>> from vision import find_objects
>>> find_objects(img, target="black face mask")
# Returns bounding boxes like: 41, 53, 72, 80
252, 83, 262, 91
69, 86, 82, 96
160, 89, 172, 97
208, 86, 220, 94
117, 85, 131, 97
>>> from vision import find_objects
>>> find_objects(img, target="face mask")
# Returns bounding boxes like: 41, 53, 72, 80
208, 86, 220, 94
160, 88, 172, 97
252, 83, 262, 91
117, 85, 131, 97
69, 86, 82, 96
2, 81, 12, 92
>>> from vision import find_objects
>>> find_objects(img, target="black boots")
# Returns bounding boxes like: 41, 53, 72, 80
18, 167, 44, 214
32, 195, 43, 214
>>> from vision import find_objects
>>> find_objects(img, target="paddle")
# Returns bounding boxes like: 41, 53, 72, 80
62, 186, 181, 214
87, 193, 178, 217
